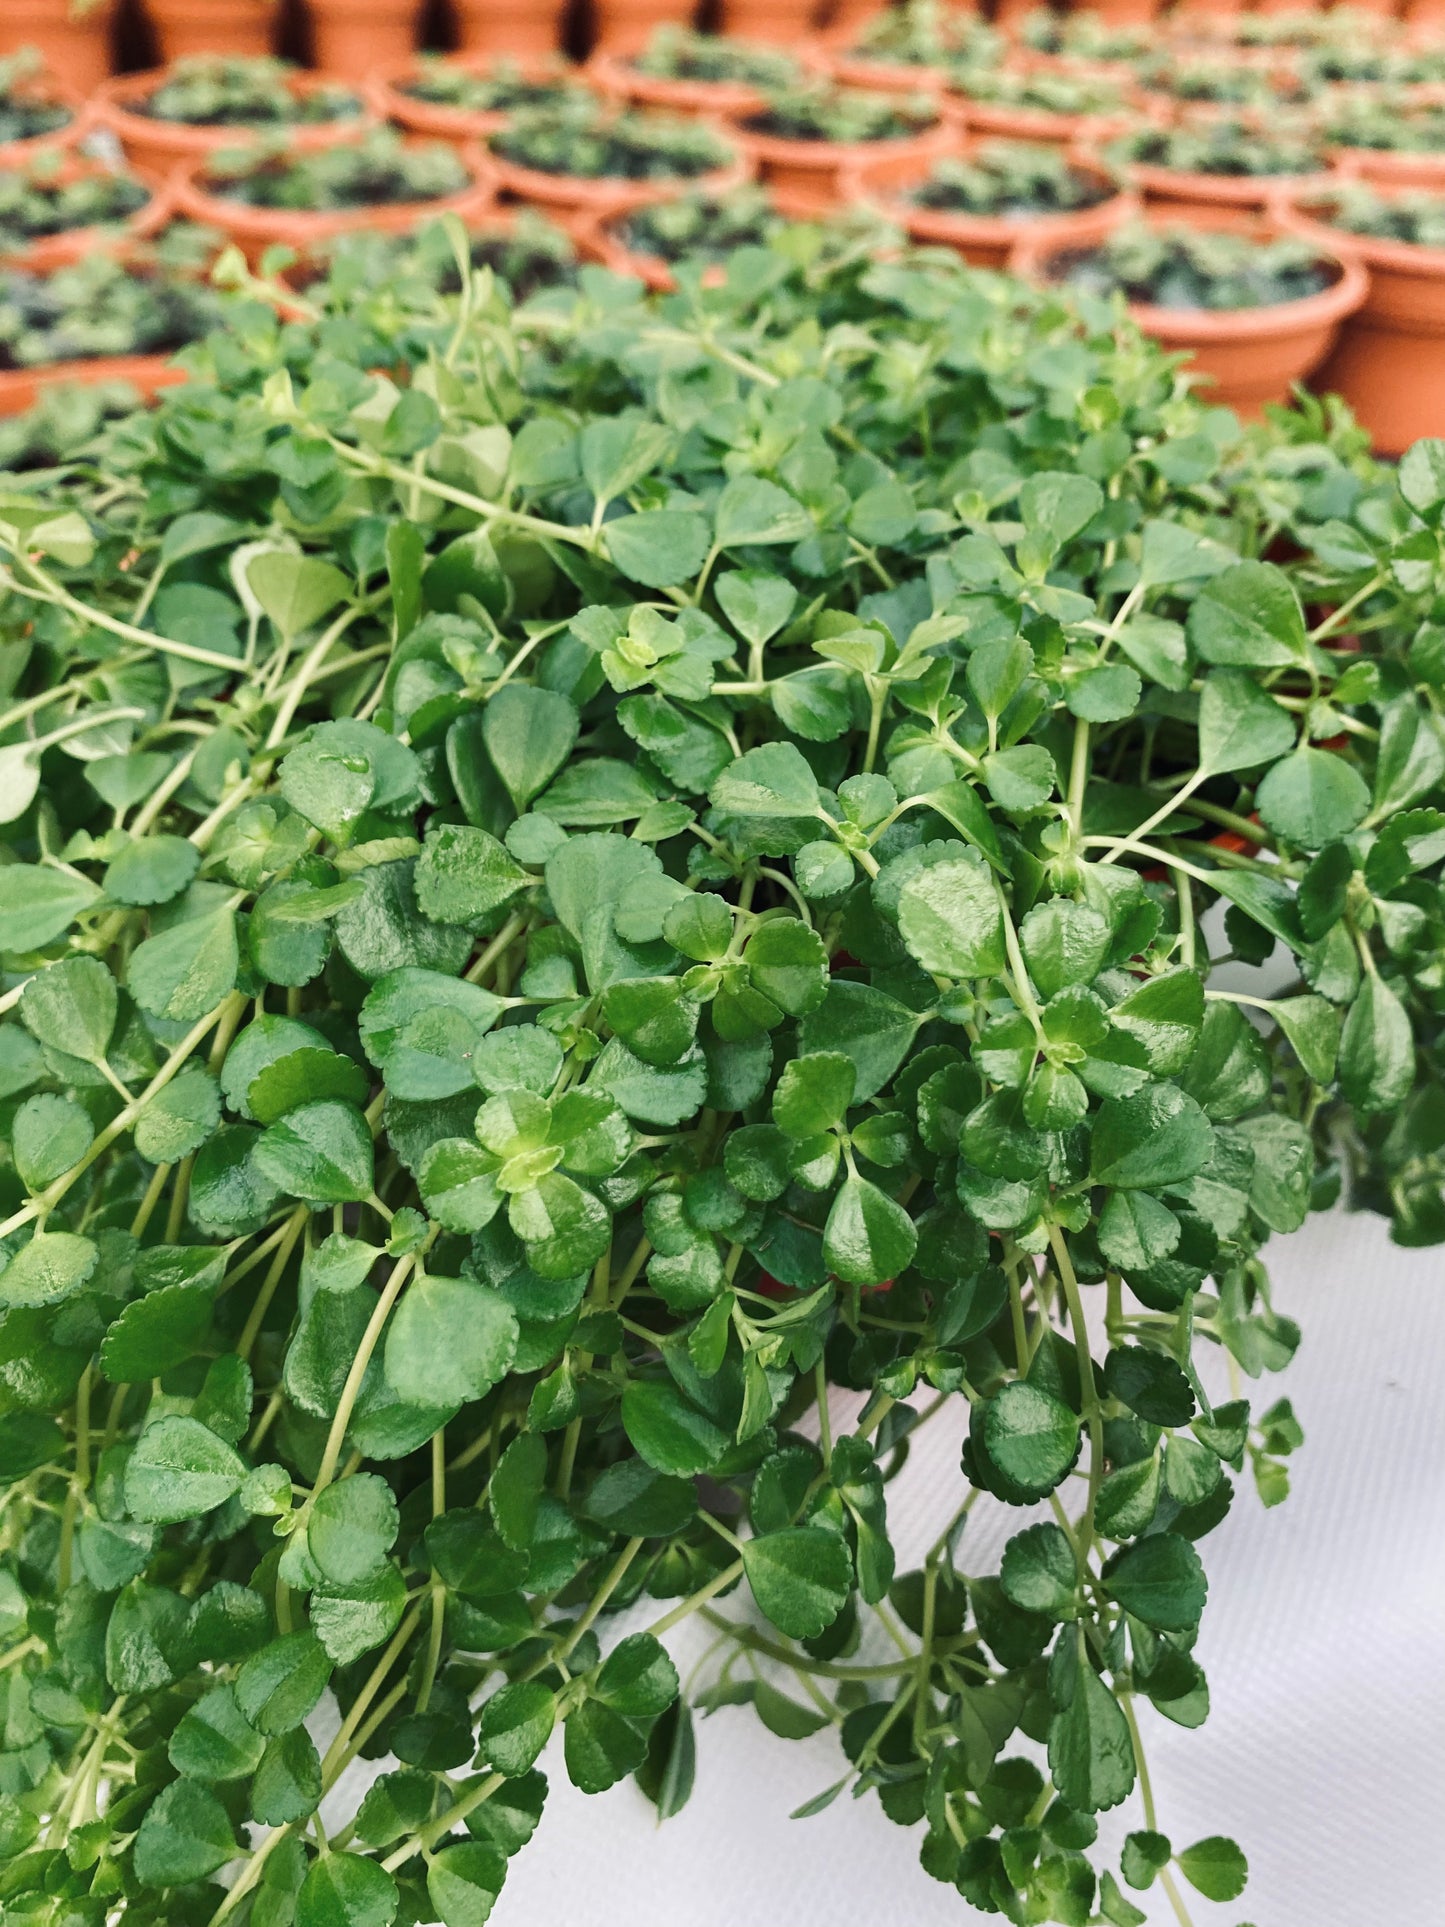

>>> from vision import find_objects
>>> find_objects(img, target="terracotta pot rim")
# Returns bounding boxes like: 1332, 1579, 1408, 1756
815, 51, 954, 96
728, 116, 953, 168
950, 95, 1146, 145
842, 144, 1136, 245
95, 67, 371, 156
1013, 211, 1370, 344
0, 354, 188, 418
483, 120, 751, 211
1327, 139, 1445, 178
1273, 186, 1445, 275
171, 141, 496, 245
0, 84, 91, 170
365, 54, 585, 140
0, 160, 174, 273
586, 48, 791, 118
1125, 161, 1345, 206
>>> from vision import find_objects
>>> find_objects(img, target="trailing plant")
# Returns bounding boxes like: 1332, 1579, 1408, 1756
625, 26, 802, 90
1321, 91, 1445, 153
741, 84, 939, 146
1054, 221, 1337, 310
1136, 53, 1303, 109
1018, 10, 1152, 64
0, 52, 74, 147
0, 246, 229, 368
1301, 181, 1445, 248
491, 101, 736, 182
202, 132, 469, 213
946, 64, 1136, 120
136, 57, 363, 128
1301, 41, 1445, 87
1108, 117, 1329, 181
311, 214, 582, 307
0, 161, 150, 253
840, 0, 1001, 70
0, 211, 1443, 1927
396, 57, 588, 117
614, 186, 779, 263
904, 141, 1113, 219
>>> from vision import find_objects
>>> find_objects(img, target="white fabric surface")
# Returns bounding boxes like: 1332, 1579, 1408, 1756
481, 1210, 1445, 1927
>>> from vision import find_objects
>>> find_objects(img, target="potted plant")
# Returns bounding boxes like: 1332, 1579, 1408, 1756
1137, 50, 1309, 116
296, 205, 584, 302
0, 236, 228, 413
945, 59, 1154, 146
730, 80, 954, 214
1322, 90, 1445, 186
0, 50, 86, 168
1108, 116, 1339, 214
307, 0, 418, 82
146, 0, 275, 63
817, 0, 1002, 94
1274, 177, 1445, 452
0, 0, 114, 93
486, 98, 748, 215
5, 201, 1444, 1927
0, 153, 165, 273
849, 134, 1135, 266
1017, 8, 1154, 69
368, 55, 590, 145
1012, 208, 1368, 414
96, 57, 369, 174
590, 26, 806, 120
583, 180, 781, 285
173, 127, 495, 264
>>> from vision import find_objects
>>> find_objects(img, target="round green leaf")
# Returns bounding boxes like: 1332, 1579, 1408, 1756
983, 1382, 1081, 1502
255, 1100, 374, 1205
427, 1842, 508, 1927
132, 1777, 237, 1887
296, 1850, 399, 1927
479, 1680, 555, 1778
741, 1527, 853, 1640
383, 1274, 518, 1410
124, 1415, 247, 1525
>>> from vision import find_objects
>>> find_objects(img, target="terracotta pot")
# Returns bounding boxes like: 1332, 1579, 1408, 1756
1327, 137, 1445, 190
589, 0, 696, 57
991, 0, 1036, 31
1275, 184, 1445, 454
714, 0, 819, 44
1123, 156, 1344, 217
587, 46, 797, 118
1010, 205, 1370, 419
452, 0, 569, 57
0, 156, 172, 273
147, 0, 274, 61
571, 206, 691, 289
0, 0, 115, 93
948, 70, 1155, 147
844, 143, 1138, 268
729, 111, 956, 216
1410, 0, 1445, 23
367, 54, 582, 143
822, 0, 887, 36
814, 39, 952, 97
171, 138, 497, 265
485, 114, 750, 213
308, 0, 418, 79
1083, 0, 1158, 21
95, 67, 372, 173
0, 354, 187, 417
0, 75, 88, 170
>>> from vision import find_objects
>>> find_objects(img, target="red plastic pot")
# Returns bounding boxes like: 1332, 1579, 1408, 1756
366, 54, 584, 144
484, 121, 751, 217
307, 0, 418, 79
0, 0, 115, 93
1010, 205, 1370, 419
94, 66, 373, 174
147, 0, 274, 61
171, 138, 498, 266
452, 0, 569, 56
844, 143, 1137, 269
0, 155, 172, 274
728, 110, 957, 217
1274, 181, 1445, 455
0, 354, 186, 417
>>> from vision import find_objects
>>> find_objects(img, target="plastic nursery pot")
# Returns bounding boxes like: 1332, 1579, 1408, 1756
812, 30, 953, 100
170, 140, 497, 267
1010, 206, 1369, 419
588, 47, 795, 119
147, 0, 274, 62
94, 67, 372, 174
729, 111, 957, 217
1122, 155, 1346, 217
1327, 135, 1445, 190
0, 156, 173, 274
452, 0, 569, 57
0, 354, 187, 418
0, 0, 116, 94
307, 0, 418, 81
0, 76, 89, 171
843, 145, 1138, 269
366, 55, 583, 144
947, 69, 1156, 148
588, 0, 697, 57
713, 0, 820, 45
483, 122, 751, 217
1274, 183, 1445, 454
571, 200, 751, 290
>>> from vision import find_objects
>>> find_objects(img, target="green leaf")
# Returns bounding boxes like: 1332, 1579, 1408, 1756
125, 1415, 247, 1524
132, 1777, 237, 1887
104, 834, 201, 908
235, 1631, 332, 1734
1175, 1836, 1248, 1902
984, 1382, 1081, 1501
248, 551, 350, 641
1019, 898, 1109, 998
168, 1684, 264, 1783
311, 1565, 407, 1664
742, 1527, 853, 1639
127, 908, 238, 1022
1047, 1654, 1136, 1814
19, 953, 116, 1063
1255, 747, 1370, 850
13, 1093, 93, 1192
715, 568, 796, 645
482, 683, 579, 813
714, 474, 813, 548
710, 742, 820, 818
605, 510, 710, 588
621, 1377, 730, 1475
1197, 669, 1295, 774
427, 1842, 507, 1927
1338, 973, 1414, 1115
1187, 561, 1305, 667
423, 528, 506, 618
1103, 1532, 1207, 1630
744, 918, 828, 1015
255, 1100, 374, 1205
296, 1850, 399, 1927
1000, 1523, 1077, 1620
489, 1432, 547, 1550
564, 1697, 649, 1794
359, 967, 503, 1100
309, 1474, 399, 1587
822, 1173, 917, 1286
774, 1051, 855, 1137
595, 1633, 679, 1717
0, 1230, 98, 1308
416, 823, 530, 928
0, 864, 102, 952
252, 1726, 323, 1825
897, 856, 1005, 978
384, 1274, 518, 1410
1091, 1086, 1214, 1189
479, 1681, 555, 1777
135, 1062, 222, 1163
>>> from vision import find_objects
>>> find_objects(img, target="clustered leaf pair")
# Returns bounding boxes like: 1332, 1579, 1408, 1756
2, 209, 1444, 1927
